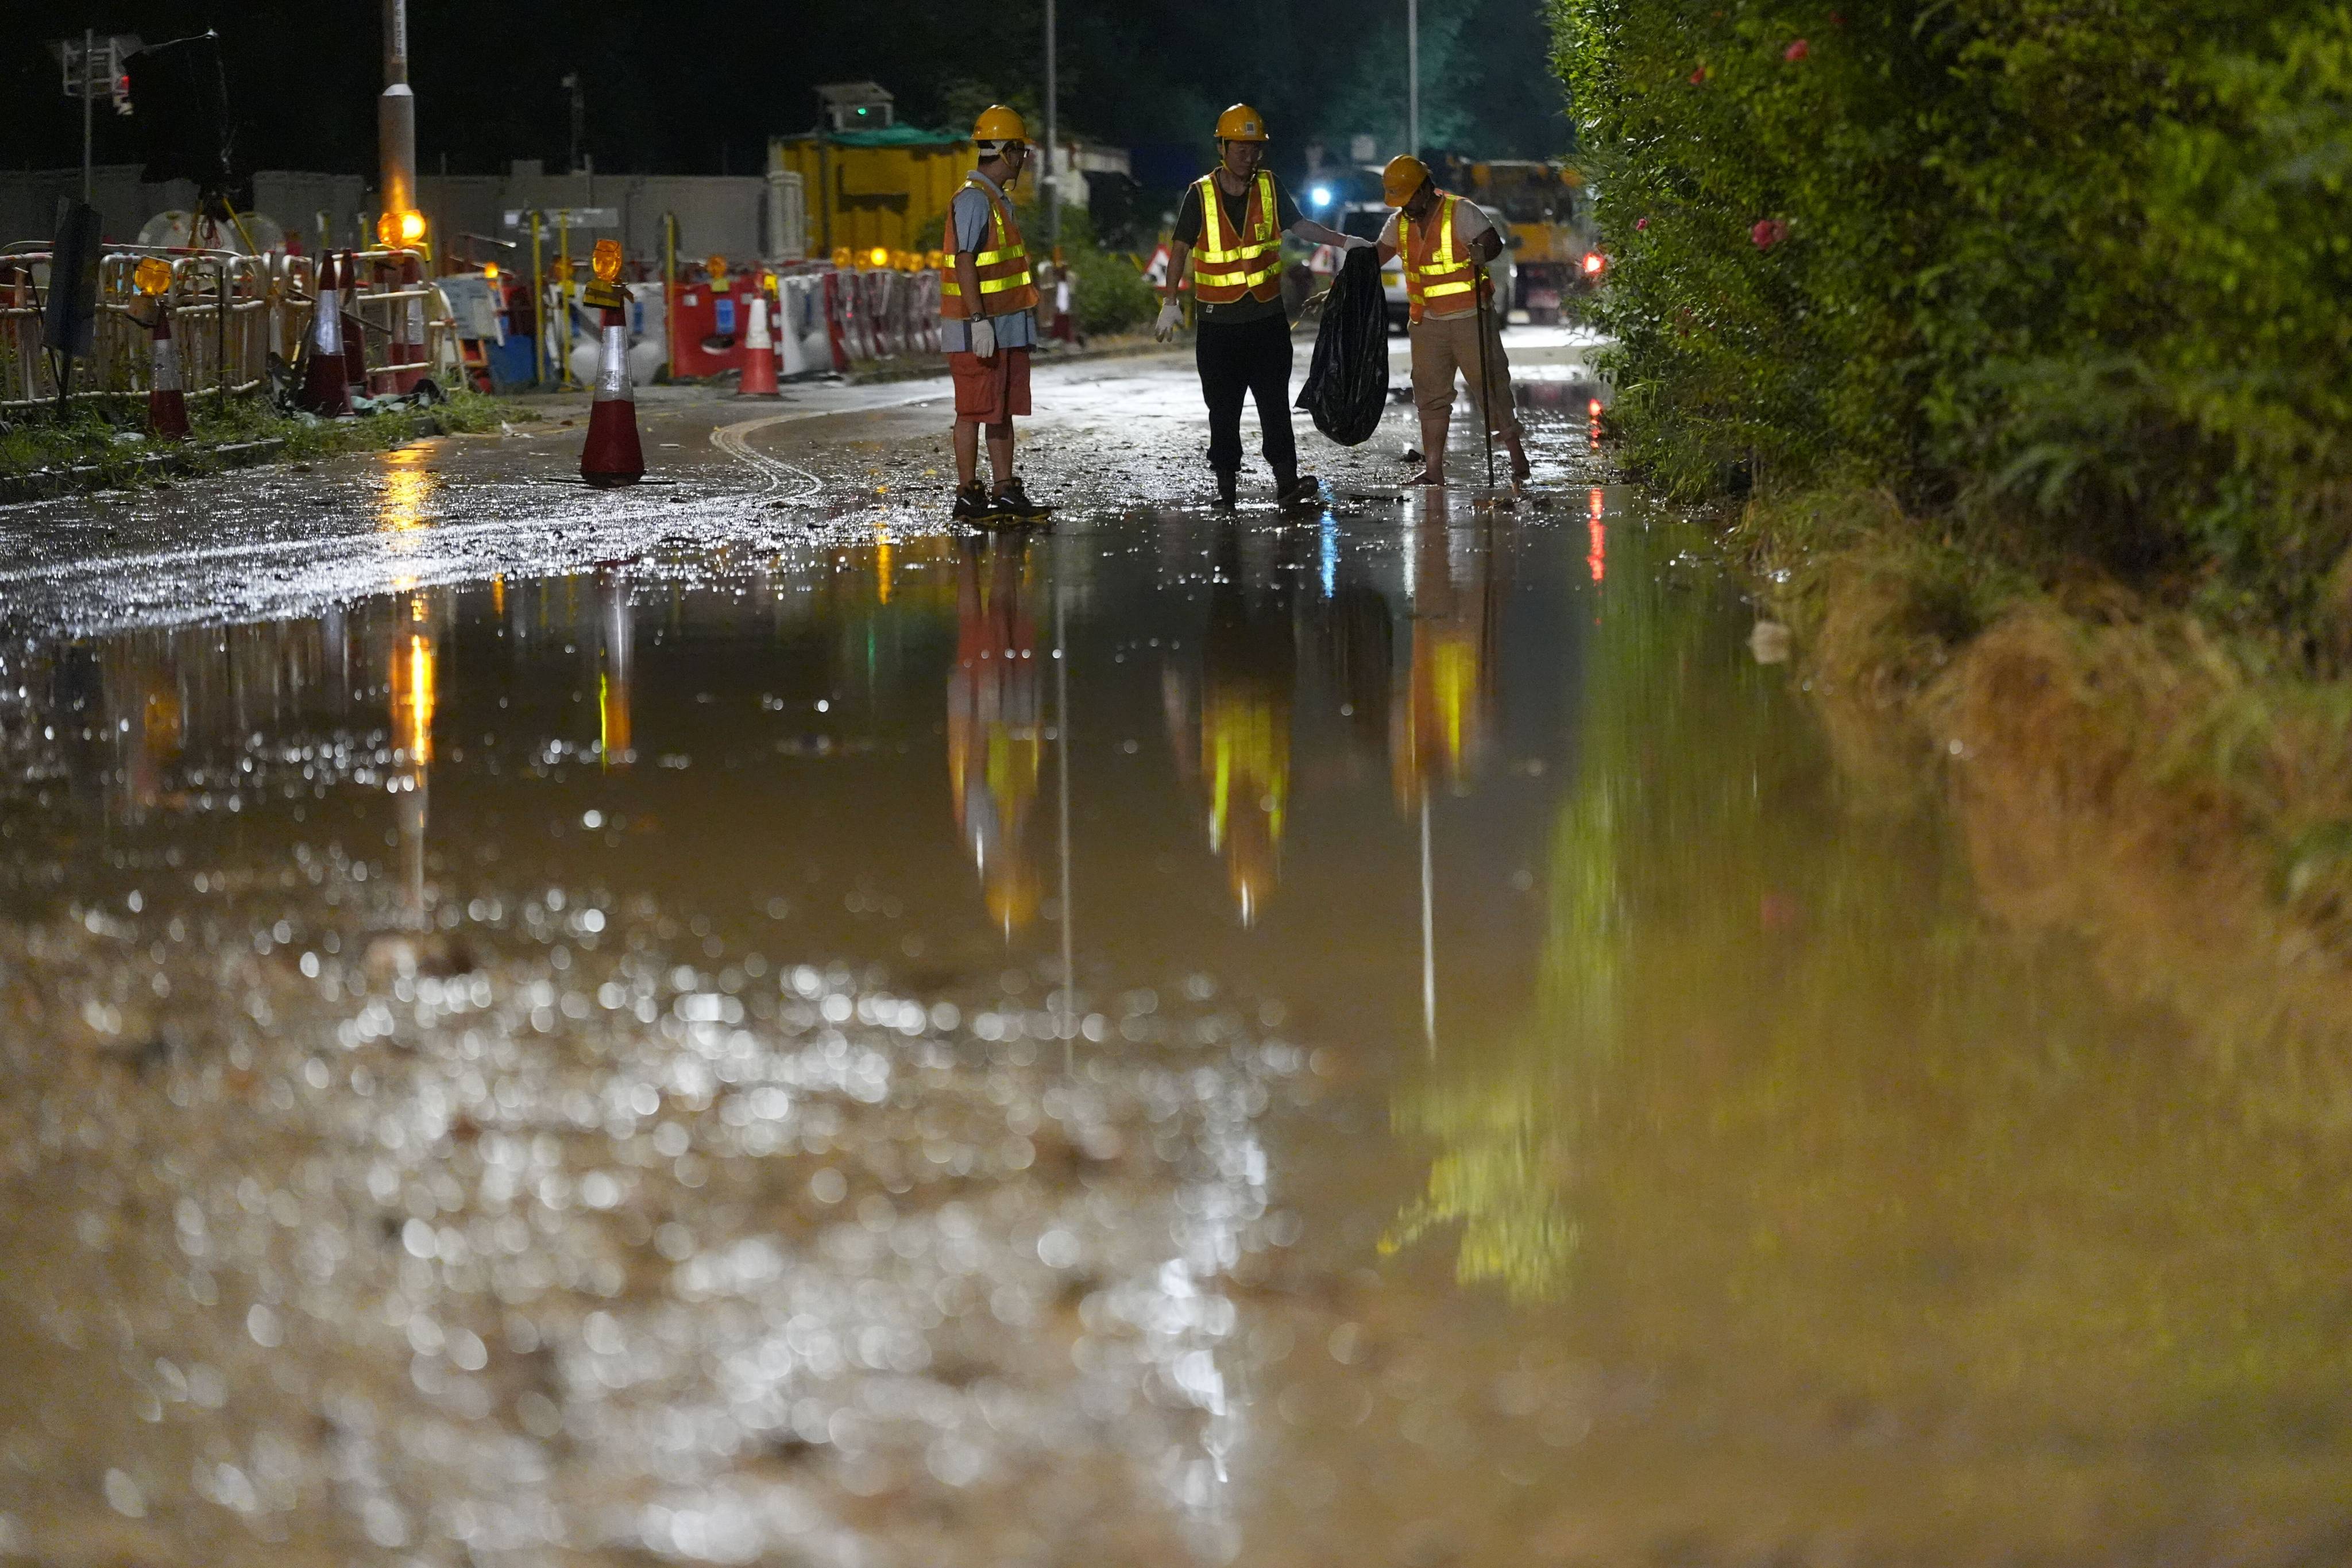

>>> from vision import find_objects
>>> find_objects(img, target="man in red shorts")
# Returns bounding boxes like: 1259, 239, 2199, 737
941, 105, 1051, 523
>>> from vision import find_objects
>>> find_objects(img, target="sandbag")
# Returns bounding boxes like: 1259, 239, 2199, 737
1295, 246, 1389, 445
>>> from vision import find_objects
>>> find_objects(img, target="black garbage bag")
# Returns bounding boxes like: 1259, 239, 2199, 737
1295, 245, 1389, 445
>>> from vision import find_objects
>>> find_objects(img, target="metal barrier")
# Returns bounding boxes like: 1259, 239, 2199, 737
0, 245, 458, 414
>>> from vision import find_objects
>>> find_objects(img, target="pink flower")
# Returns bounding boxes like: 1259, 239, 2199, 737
1751, 218, 1788, 249
1635, 217, 1650, 230
1690, 65, 1707, 83
1784, 38, 1809, 60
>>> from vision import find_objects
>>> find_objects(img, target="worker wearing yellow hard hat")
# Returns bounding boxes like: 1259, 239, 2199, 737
1155, 103, 1372, 510
941, 104, 1051, 524
1375, 154, 1532, 486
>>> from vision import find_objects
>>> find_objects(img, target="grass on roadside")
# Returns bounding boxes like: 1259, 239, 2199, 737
0, 388, 526, 489
1737, 481, 2352, 1050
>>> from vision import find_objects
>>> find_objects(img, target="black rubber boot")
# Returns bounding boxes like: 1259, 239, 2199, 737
1213, 469, 1238, 509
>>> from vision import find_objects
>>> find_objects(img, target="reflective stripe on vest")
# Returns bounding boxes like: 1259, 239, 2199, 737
1191, 172, 1283, 305
1400, 194, 1488, 323
940, 180, 1041, 319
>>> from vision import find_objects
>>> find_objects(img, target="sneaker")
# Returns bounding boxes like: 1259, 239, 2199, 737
992, 478, 1052, 521
1276, 474, 1323, 510
951, 481, 997, 523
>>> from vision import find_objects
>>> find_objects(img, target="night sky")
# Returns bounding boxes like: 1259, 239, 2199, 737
7, 0, 1569, 197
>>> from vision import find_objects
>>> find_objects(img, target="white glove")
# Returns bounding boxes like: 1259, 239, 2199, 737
1154, 300, 1183, 341
1341, 234, 1375, 251
968, 316, 997, 359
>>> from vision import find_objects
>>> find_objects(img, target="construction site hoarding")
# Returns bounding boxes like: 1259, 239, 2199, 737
769, 129, 975, 262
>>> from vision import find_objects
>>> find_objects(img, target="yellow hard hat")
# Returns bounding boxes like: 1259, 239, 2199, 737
1382, 155, 1430, 207
973, 104, 1028, 144
1215, 103, 1269, 142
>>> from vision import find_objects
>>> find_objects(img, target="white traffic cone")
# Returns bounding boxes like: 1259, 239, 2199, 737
738, 292, 780, 396
298, 252, 353, 416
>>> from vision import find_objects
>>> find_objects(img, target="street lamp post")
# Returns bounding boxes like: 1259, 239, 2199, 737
1407, 0, 1420, 158
1045, 0, 1059, 246
382, 0, 417, 232
82, 27, 95, 202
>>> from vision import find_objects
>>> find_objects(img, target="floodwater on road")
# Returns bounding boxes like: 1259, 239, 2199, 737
2, 360, 2350, 1566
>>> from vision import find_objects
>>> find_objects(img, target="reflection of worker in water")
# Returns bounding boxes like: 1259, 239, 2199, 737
1393, 490, 1499, 805
947, 537, 1045, 934
1199, 524, 1297, 924
101, 637, 184, 818
597, 567, 634, 768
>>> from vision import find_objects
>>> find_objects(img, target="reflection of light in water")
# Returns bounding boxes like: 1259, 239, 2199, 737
874, 524, 894, 604
1318, 516, 1338, 598
1588, 487, 1607, 584
393, 630, 435, 764
377, 447, 437, 557
599, 576, 634, 767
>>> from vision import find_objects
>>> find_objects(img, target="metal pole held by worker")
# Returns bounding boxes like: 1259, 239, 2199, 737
1474, 261, 1497, 492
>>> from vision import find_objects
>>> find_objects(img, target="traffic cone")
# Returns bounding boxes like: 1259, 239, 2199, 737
341, 251, 370, 395
738, 291, 780, 396
388, 252, 426, 393
580, 303, 644, 488
146, 301, 190, 442
298, 251, 353, 416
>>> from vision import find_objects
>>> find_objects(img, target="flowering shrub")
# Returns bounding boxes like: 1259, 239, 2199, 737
1553, 0, 2352, 618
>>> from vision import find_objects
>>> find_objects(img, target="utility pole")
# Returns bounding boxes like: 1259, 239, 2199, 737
381, 0, 417, 230
563, 74, 584, 176
1407, 0, 1420, 158
1045, 0, 1059, 245
82, 28, 95, 202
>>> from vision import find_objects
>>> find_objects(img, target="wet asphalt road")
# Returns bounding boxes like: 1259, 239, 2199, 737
3, 339, 2351, 1566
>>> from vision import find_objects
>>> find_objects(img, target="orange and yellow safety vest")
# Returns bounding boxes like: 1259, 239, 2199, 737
1191, 171, 1283, 306
940, 180, 1040, 319
1400, 193, 1492, 323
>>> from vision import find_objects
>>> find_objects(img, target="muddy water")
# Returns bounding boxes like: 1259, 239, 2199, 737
3, 482, 2349, 1566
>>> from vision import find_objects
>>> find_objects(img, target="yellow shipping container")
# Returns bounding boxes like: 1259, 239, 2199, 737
770, 130, 979, 260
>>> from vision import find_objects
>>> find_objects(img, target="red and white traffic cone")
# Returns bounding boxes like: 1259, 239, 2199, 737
738, 291, 780, 396
341, 251, 370, 396
298, 251, 353, 416
146, 302, 190, 442
389, 252, 426, 393
580, 304, 644, 488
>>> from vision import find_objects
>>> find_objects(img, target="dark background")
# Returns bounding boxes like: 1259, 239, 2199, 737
5, 0, 1568, 193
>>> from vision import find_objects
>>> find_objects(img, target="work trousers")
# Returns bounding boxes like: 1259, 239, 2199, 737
1195, 312, 1297, 484
1409, 309, 1523, 439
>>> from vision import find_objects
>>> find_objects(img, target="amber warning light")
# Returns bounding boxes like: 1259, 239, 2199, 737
133, 257, 172, 297
1581, 252, 1606, 277
377, 210, 428, 246
592, 240, 624, 283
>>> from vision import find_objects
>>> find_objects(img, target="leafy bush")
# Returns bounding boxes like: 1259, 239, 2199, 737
1014, 204, 1159, 337
1553, 0, 2352, 630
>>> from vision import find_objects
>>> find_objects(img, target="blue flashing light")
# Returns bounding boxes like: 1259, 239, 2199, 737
1310, 184, 1333, 208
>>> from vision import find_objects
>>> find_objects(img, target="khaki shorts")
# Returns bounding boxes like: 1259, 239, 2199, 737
1409, 310, 1520, 438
